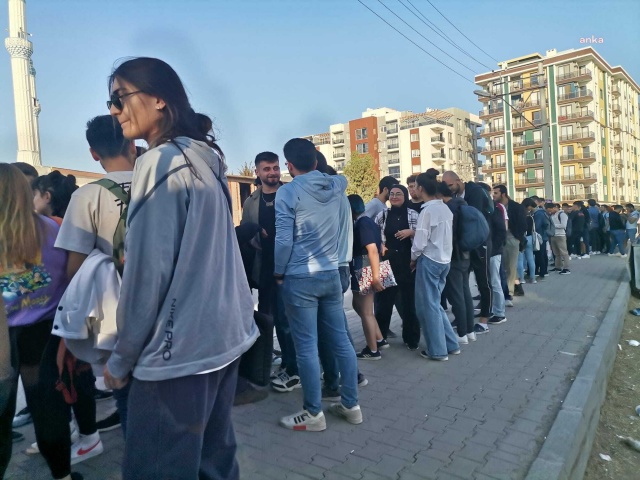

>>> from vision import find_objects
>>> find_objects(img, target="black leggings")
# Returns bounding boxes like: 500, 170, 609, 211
31, 336, 97, 479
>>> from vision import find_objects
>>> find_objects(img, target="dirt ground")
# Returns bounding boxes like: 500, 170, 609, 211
585, 296, 640, 479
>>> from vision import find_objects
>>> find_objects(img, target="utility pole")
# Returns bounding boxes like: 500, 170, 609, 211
539, 64, 553, 200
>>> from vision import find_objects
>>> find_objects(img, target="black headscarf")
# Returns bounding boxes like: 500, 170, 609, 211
389, 184, 410, 213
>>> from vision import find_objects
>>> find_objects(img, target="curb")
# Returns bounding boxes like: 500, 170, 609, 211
525, 274, 630, 480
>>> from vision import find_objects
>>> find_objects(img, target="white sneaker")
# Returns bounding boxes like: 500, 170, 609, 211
458, 335, 469, 345
467, 332, 476, 342
581, 254, 590, 259
279, 409, 326, 431
621, 254, 628, 258
25, 441, 39, 455
328, 403, 363, 425
271, 371, 302, 392
70, 432, 103, 465
505, 299, 514, 307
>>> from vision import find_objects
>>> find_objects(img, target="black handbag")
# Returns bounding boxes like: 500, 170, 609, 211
238, 311, 274, 387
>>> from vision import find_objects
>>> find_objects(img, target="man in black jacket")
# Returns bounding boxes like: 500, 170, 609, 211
493, 185, 527, 298
442, 171, 492, 333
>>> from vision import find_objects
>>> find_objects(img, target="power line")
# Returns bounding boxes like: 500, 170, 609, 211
354, 0, 475, 85
397, 0, 492, 71
423, 0, 500, 63
375, 0, 477, 74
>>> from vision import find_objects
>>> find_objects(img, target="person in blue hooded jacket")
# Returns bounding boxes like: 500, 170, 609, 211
274, 138, 362, 432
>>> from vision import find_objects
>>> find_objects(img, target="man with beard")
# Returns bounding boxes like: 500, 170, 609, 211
241, 152, 300, 395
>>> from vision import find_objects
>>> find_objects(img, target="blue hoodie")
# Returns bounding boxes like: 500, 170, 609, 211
274, 171, 348, 276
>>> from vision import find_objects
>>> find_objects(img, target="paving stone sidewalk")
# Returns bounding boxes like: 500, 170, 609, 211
6, 255, 626, 480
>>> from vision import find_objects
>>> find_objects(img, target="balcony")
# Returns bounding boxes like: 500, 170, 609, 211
612, 102, 621, 114
556, 69, 592, 84
509, 76, 547, 94
512, 118, 543, 132
479, 125, 505, 137
612, 121, 621, 132
512, 100, 542, 111
559, 131, 595, 143
515, 177, 545, 187
514, 157, 544, 169
333, 151, 346, 159
431, 135, 446, 146
564, 192, 597, 201
386, 126, 399, 136
388, 157, 400, 165
387, 142, 399, 151
561, 173, 597, 184
334, 162, 345, 171
558, 90, 593, 103
431, 153, 446, 165
613, 141, 622, 151
513, 138, 543, 150
479, 107, 504, 119
560, 152, 596, 164
483, 162, 507, 173
612, 85, 620, 96
332, 137, 344, 145
557, 111, 595, 123
482, 143, 505, 154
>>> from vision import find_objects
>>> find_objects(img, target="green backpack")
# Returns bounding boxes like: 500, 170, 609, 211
91, 178, 129, 275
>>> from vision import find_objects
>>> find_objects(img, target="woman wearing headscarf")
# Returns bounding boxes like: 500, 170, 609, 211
373, 184, 421, 350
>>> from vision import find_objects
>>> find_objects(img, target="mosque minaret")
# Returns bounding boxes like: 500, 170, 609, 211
5, 0, 41, 166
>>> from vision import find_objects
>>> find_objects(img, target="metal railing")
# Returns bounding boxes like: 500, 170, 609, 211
387, 143, 399, 150
510, 76, 547, 92
558, 90, 593, 101
612, 102, 621, 111
480, 125, 505, 134
332, 137, 344, 144
515, 177, 545, 185
432, 153, 446, 159
512, 119, 543, 129
559, 131, 595, 142
557, 111, 594, 122
386, 126, 399, 134
333, 152, 346, 158
556, 69, 592, 82
430, 135, 445, 142
561, 173, 597, 182
513, 139, 543, 148
560, 153, 596, 162
482, 144, 505, 152
514, 157, 544, 166
484, 162, 507, 170
479, 107, 504, 116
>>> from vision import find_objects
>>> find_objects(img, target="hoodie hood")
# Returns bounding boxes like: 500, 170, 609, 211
290, 170, 346, 204
446, 196, 467, 213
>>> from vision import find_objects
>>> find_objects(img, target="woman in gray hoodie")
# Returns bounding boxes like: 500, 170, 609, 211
104, 57, 257, 480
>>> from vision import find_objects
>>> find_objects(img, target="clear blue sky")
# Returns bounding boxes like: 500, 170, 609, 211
1, 0, 638, 173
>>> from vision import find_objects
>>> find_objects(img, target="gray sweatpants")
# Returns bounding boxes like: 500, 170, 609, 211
123, 359, 240, 480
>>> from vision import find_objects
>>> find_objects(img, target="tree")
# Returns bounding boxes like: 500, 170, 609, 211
237, 161, 254, 177
343, 152, 379, 202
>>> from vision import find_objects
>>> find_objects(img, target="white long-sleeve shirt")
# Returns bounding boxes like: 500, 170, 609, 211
411, 199, 453, 264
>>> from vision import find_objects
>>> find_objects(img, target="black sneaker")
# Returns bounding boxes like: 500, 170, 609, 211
271, 371, 302, 392
377, 339, 390, 350
12, 431, 24, 443
357, 373, 369, 387
514, 284, 525, 296
96, 411, 121, 432
356, 346, 381, 361
560, 269, 571, 275
549, 268, 560, 272
488, 316, 507, 325
94, 389, 114, 402
405, 343, 419, 351
473, 323, 489, 334
386, 329, 398, 339
70, 473, 84, 480
321, 387, 341, 402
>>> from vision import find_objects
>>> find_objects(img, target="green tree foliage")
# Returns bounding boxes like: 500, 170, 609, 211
237, 161, 254, 177
343, 152, 379, 202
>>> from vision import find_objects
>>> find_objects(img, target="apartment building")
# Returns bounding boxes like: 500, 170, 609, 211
476, 47, 640, 203
302, 106, 481, 181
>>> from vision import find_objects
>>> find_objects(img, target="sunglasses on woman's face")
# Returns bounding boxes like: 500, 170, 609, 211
107, 90, 143, 110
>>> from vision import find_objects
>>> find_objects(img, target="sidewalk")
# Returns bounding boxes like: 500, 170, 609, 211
6, 255, 627, 480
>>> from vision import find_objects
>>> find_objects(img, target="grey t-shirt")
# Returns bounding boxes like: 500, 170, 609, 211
364, 197, 386, 219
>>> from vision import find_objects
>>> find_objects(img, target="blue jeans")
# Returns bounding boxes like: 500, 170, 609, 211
282, 271, 358, 414
518, 236, 536, 281
414, 256, 459, 358
610, 230, 626, 255
113, 381, 131, 438
490, 255, 505, 317
319, 266, 358, 391
627, 229, 637, 244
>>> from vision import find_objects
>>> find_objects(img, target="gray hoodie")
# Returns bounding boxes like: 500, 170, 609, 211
107, 137, 258, 381
274, 171, 348, 276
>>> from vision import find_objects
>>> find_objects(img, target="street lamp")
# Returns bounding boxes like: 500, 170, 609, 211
474, 87, 554, 200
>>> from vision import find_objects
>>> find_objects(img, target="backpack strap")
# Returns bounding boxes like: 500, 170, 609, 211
91, 178, 129, 205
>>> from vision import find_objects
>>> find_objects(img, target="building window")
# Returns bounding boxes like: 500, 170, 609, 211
379, 140, 386, 149
448, 132, 453, 143
356, 143, 369, 154
388, 166, 400, 179
411, 149, 421, 158
355, 128, 368, 140
380, 125, 387, 133
410, 133, 419, 142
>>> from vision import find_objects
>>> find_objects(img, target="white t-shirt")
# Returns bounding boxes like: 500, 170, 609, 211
55, 171, 133, 255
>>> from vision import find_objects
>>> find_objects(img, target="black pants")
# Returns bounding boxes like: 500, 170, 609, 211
499, 256, 511, 300
33, 336, 97, 479
569, 233, 582, 256
589, 229, 601, 252
470, 245, 492, 318
534, 240, 548, 276
123, 360, 240, 480
444, 259, 474, 337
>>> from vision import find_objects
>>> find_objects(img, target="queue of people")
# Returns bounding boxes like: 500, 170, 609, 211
0, 56, 633, 480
